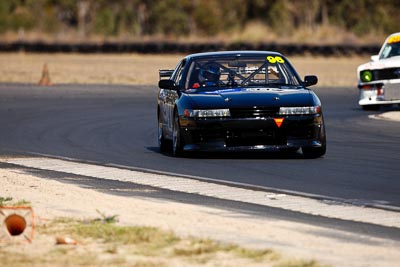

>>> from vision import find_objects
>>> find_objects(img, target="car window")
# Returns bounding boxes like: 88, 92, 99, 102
380, 40, 400, 59
185, 55, 301, 91
171, 59, 186, 86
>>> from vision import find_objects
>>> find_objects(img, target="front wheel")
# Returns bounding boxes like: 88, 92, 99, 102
302, 146, 326, 159
172, 111, 184, 157
158, 115, 169, 153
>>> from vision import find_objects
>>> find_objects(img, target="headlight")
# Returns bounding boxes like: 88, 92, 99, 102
360, 70, 373, 82
278, 106, 320, 115
184, 109, 231, 118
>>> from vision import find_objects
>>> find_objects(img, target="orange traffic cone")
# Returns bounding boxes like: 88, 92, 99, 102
38, 63, 52, 86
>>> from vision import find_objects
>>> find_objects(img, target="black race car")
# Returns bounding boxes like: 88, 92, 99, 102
157, 51, 326, 158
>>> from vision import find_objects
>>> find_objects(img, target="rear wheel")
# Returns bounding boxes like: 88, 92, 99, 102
302, 145, 326, 159
172, 111, 184, 157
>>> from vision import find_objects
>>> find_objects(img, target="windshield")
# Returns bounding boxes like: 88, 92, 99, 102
380, 39, 400, 59
184, 55, 302, 91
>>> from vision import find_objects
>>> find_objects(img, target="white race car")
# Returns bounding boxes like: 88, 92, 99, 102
357, 32, 400, 110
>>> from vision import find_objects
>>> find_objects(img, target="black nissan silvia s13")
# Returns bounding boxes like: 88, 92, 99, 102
157, 51, 326, 158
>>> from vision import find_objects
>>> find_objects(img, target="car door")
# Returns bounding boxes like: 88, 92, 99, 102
163, 59, 186, 138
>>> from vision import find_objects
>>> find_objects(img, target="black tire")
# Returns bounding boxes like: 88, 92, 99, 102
302, 146, 326, 159
158, 115, 169, 153
172, 111, 184, 157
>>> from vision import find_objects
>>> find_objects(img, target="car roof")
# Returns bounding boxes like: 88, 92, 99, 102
383, 32, 400, 42
378, 32, 400, 57
184, 51, 284, 60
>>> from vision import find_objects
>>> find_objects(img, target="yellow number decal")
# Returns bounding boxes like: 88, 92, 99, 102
275, 56, 285, 63
267, 56, 285, 64
267, 56, 276, 63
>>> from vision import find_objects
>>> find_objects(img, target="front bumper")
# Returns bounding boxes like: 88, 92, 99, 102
179, 115, 325, 152
358, 80, 400, 106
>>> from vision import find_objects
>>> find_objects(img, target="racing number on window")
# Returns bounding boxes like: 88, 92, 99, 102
266, 56, 285, 64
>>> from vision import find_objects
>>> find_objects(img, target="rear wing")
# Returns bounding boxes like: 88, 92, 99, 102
159, 69, 174, 80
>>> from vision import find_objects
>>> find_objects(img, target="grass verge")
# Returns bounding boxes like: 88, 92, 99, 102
0, 215, 329, 267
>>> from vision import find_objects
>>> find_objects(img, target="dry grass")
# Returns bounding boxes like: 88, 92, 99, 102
0, 196, 30, 206
0, 52, 367, 87
0, 218, 328, 267
290, 56, 366, 87
223, 22, 377, 45
0, 53, 179, 85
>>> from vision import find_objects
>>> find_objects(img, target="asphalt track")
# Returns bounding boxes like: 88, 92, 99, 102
0, 83, 399, 209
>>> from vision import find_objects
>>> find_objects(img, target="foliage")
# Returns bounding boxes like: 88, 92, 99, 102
93, 209, 119, 224
0, 197, 30, 206
0, 196, 13, 206
0, 0, 398, 40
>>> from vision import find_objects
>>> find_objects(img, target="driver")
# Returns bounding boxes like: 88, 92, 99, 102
198, 62, 221, 87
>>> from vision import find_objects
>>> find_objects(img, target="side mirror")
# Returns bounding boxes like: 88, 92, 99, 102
303, 75, 318, 87
158, 79, 177, 90
370, 55, 379, 62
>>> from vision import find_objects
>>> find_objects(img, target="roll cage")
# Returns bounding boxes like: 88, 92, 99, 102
183, 56, 302, 91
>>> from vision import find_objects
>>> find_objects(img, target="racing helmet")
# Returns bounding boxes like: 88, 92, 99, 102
200, 62, 221, 82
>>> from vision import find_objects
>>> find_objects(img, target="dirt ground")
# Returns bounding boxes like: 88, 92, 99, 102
0, 53, 367, 87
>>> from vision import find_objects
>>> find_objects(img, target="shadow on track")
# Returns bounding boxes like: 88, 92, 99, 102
147, 146, 310, 160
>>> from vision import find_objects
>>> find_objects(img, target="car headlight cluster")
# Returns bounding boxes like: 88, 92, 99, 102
278, 106, 320, 115
184, 109, 231, 118
360, 70, 373, 82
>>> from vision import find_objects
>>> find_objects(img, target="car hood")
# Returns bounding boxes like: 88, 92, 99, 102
358, 56, 400, 72
186, 88, 313, 109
